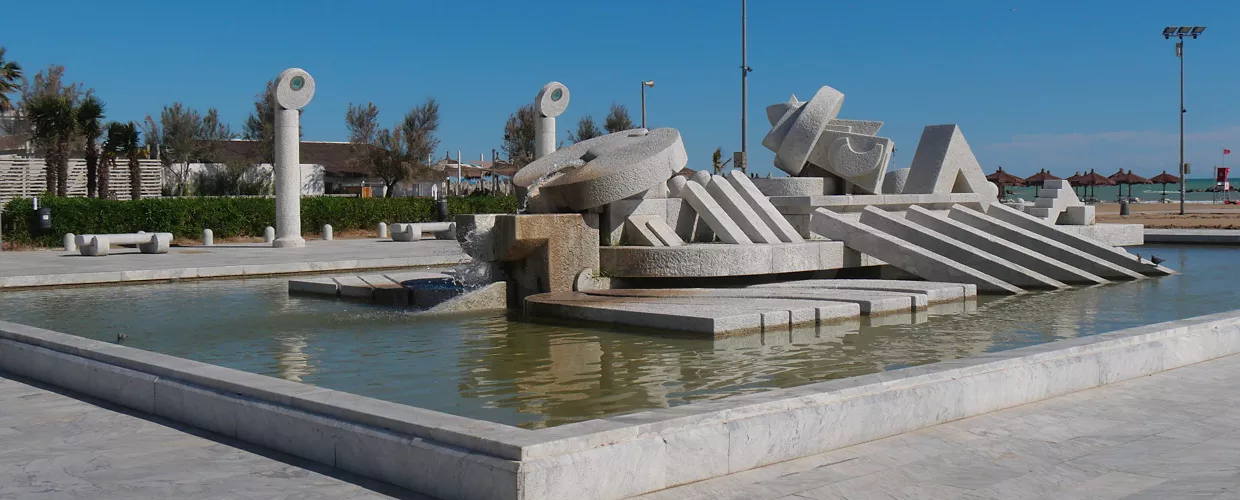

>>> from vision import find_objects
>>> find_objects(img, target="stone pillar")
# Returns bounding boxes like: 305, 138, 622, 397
378, 222, 388, 239
64, 233, 77, 253
202, 229, 214, 246
322, 224, 333, 241
264, 226, 275, 243
271, 68, 316, 248
534, 82, 570, 160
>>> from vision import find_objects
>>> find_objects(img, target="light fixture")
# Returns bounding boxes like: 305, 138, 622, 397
642, 80, 655, 88
1163, 26, 1176, 38
1177, 26, 1192, 34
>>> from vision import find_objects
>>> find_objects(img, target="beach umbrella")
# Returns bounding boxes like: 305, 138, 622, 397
1122, 170, 1152, 200
1065, 171, 1085, 198
1150, 170, 1181, 203
986, 166, 1026, 201
1024, 169, 1061, 197
1077, 169, 1115, 202
1108, 168, 1130, 202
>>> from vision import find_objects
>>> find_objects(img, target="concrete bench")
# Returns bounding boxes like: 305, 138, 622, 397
390, 222, 455, 242
75, 232, 173, 257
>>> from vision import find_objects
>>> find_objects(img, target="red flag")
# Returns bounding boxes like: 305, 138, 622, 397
1227, 149, 1233, 155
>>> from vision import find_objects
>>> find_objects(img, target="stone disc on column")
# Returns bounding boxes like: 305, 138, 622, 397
535, 82, 570, 118
274, 68, 315, 110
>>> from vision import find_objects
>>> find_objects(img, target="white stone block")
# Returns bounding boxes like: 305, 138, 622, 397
763, 86, 845, 176
623, 216, 664, 246
1061, 205, 1095, 226
901, 124, 997, 205
726, 171, 804, 243
677, 182, 752, 244
707, 175, 781, 244
882, 168, 909, 195
750, 177, 825, 197
644, 218, 684, 247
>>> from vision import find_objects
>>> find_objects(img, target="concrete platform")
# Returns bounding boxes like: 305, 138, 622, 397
1146, 228, 1240, 245
0, 239, 468, 289
750, 279, 976, 304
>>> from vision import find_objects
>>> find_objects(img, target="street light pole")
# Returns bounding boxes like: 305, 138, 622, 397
640, 80, 655, 129
741, 0, 749, 173
1165, 26, 1205, 216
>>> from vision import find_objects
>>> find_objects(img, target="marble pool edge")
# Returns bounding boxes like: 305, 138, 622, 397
1, 311, 1238, 500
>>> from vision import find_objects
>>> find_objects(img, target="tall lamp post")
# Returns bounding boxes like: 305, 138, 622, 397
740, 0, 753, 174
1164, 25, 1205, 216
640, 80, 655, 129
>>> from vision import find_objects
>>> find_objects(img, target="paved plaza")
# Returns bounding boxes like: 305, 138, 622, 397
637, 353, 1240, 500
1, 353, 1238, 499
0, 239, 467, 289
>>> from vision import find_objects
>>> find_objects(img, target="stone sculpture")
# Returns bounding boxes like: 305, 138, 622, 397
534, 82, 570, 160
514, 128, 687, 213
762, 86, 893, 194
272, 68, 315, 248
901, 124, 998, 204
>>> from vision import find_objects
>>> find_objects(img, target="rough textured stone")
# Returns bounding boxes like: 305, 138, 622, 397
751, 177, 826, 197
882, 168, 909, 195
623, 215, 665, 246
763, 86, 845, 176
751, 279, 975, 304
707, 175, 781, 243
598, 240, 881, 278
428, 281, 508, 313
643, 217, 684, 247
810, 208, 1023, 295
806, 130, 892, 194
984, 203, 1172, 276
455, 213, 600, 307
858, 206, 1066, 289
901, 124, 998, 206
1062, 205, 1095, 226
535, 82, 570, 159
726, 171, 804, 243
677, 182, 751, 244
515, 128, 686, 212
602, 198, 690, 246
904, 206, 1109, 285
272, 68, 314, 249
1059, 223, 1143, 246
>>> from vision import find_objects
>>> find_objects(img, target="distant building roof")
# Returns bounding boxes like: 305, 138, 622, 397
198, 140, 372, 176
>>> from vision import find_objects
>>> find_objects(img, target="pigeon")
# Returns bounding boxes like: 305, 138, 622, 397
1151, 255, 1166, 266
116, 333, 129, 342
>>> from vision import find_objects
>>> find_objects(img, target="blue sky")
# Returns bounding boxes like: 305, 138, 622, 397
4, 0, 1237, 178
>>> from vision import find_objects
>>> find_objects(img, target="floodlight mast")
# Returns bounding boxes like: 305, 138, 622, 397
1162, 25, 1206, 215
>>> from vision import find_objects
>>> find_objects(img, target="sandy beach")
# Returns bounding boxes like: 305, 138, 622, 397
1096, 202, 1240, 229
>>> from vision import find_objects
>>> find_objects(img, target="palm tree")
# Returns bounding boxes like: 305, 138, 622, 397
113, 122, 144, 200
0, 48, 22, 112
102, 121, 132, 199
711, 147, 732, 175
76, 96, 105, 197
25, 94, 76, 195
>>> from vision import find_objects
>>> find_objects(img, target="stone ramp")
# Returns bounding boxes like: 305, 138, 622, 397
858, 206, 1066, 290
947, 205, 1146, 281
985, 202, 1175, 276
810, 208, 1024, 295
904, 206, 1109, 285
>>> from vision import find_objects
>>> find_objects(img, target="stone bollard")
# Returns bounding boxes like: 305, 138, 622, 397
64, 233, 77, 253
378, 222, 388, 239
202, 229, 214, 246
1120, 199, 1130, 217
264, 226, 275, 244
323, 224, 333, 241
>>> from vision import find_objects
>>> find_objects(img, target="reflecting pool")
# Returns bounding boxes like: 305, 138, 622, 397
0, 245, 1232, 429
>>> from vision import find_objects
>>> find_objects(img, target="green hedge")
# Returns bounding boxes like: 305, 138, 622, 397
1, 194, 517, 247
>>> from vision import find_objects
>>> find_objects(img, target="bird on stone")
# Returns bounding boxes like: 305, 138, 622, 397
1151, 255, 1166, 266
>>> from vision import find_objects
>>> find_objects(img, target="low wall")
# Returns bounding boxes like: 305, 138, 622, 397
3, 310, 1240, 499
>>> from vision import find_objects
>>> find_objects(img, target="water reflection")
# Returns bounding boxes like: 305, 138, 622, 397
0, 245, 1233, 429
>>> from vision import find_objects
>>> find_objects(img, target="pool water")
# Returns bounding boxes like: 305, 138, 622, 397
0, 245, 1232, 429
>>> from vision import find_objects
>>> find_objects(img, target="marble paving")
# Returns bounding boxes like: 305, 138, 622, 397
633, 353, 1240, 500
0, 239, 467, 289
0, 371, 420, 499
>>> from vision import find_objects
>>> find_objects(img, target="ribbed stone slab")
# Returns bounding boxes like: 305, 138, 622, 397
985, 203, 1174, 276
948, 205, 1145, 281
706, 175, 780, 243
591, 288, 924, 315
677, 182, 751, 244
332, 276, 374, 298
859, 206, 1066, 289
904, 206, 1108, 285
727, 171, 804, 243
810, 208, 1023, 295
288, 277, 338, 296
